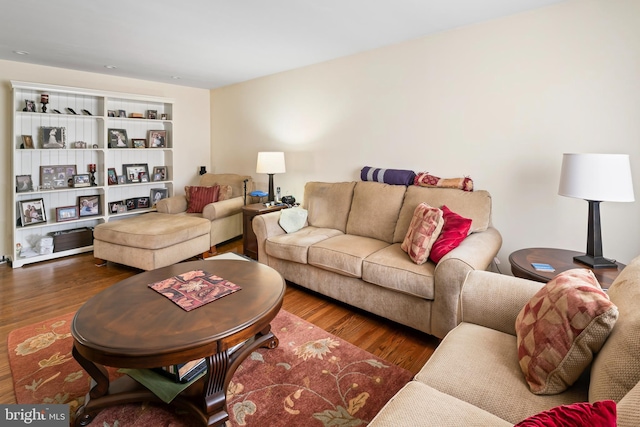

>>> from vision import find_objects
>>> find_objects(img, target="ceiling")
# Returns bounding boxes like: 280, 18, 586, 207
0, 0, 567, 90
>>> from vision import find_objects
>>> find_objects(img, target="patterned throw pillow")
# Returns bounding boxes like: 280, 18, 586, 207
515, 269, 618, 395
185, 185, 219, 213
515, 400, 616, 427
429, 205, 472, 263
217, 184, 233, 201
401, 203, 444, 265
414, 172, 473, 191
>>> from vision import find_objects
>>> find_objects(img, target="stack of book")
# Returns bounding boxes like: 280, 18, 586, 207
531, 263, 555, 272
154, 358, 207, 383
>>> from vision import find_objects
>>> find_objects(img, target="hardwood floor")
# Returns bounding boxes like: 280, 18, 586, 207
0, 238, 439, 404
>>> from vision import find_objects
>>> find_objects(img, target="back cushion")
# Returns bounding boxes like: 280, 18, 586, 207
198, 173, 252, 198
346, 181, 406, 243
393, 186, 492, 243
590, 255, 640, 402
303, 182, 356, 233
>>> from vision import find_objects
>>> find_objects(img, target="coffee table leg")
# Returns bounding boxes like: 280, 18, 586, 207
203, 326, 279, 426
72, 346, 110, 426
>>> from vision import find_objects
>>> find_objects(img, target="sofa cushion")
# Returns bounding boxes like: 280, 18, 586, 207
279, 207, 308, 233
185, 185, 219, 213
369, 381, 512, 427
590, 255, 640, 402
346, 181, 406, 243
360, 166, 416, 185
303, 182, 356, 233
515, 269, 618, 395
362, 243, 435, 300
218, 184, 232, 201
401, 203, 444, 265
308, 234, 390, 278
514, 400, 616, 427
393, 186, 492, 243
414, 172, 474, 191
416, 322, 589, 424
198, 173, 252, 199
265, 227, 343, 264
429, 205, 472, 263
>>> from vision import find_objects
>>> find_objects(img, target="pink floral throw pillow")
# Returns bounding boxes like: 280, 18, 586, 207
515, 269, 618, 395
401, 203, 444, 265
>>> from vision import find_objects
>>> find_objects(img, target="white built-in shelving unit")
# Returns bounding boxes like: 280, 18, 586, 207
11, 81, 174, 267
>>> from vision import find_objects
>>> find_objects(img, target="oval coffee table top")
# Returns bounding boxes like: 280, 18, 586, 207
72, 259, 285, 367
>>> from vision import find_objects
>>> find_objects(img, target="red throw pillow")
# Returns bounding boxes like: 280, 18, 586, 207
515, 400, 616, 427
186, 185, 219, 213
429, 205, 472, 263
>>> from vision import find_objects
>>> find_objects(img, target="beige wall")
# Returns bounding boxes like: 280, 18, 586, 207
0, 60, 211, 259
211, 0, 640, 268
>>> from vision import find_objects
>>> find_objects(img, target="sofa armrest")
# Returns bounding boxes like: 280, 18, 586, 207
460, 270, 544, 336
156, 196, 187, 214
252, 211, 287, 264
202, 197, 244, 221
430, 226, 502, 338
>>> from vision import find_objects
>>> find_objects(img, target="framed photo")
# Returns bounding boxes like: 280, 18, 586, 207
132, 138, 146, 148
40, 165, 77, 189
125, 198, 137, 210
123, 163, 149, 183
140, 172, 149, 183
24, 100, 36, 112
137, 197, 150, 209
73, 174, 91, 188
147, 110, 157, 119
107, 168, 118, 185
107, 110, 116, 117
148, 130, 166, 148
78, 195, 100, 217
19, 199, 46, 226
150, 188, 168, 206
118, 109, 126, 118
108, 128, 129, 148
109, 200, 126, 214
21, 135, 34, 149
16, 175, 34, 192
73, 141, 87, 149
56, 205, 79, 222
41, 127, 66, 148
160, 113, 168, 120
118, 175, 126, 184
152, 166, 167, 181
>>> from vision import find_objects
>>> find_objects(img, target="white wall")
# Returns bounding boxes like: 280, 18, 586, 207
0, 60, 211, 259
211, 0, 640, 268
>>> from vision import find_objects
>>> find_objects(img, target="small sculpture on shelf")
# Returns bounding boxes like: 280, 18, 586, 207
40, 94, 49, 113
88, 164, 97, 186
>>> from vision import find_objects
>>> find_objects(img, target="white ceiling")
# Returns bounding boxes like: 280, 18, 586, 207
0, 0, 567, 89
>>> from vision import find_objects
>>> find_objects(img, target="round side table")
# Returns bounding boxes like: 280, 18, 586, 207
509, 247, 624, 290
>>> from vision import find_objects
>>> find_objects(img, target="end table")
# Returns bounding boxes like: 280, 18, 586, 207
509, 247, 625, 290
242, 202, 287, 260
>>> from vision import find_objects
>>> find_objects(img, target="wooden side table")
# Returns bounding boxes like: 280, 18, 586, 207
509, 247, 625, 290
242, 202, 287, 260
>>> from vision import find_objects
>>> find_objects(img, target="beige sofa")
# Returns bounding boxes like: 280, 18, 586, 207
157, 173, 253, 251
253, 181, 502, 339
369, 257, 640, 426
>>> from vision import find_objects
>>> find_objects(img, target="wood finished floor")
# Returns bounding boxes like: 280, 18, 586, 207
0, 237, 439, 404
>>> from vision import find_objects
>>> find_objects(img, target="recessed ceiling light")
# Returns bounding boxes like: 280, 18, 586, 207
171, 76, 181, 80
104, 65, 117, 69
13, 50, 29, 55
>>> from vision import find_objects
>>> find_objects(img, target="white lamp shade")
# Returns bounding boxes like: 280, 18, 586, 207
256, 152, 286, 174
558, 153, 635, 202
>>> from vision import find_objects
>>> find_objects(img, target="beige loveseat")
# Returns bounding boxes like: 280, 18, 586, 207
157, 173, 253, 251
369, 257, 640, 426
253, 181, 502, 339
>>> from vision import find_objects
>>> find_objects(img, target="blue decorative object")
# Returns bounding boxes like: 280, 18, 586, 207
250, 190, 268, 197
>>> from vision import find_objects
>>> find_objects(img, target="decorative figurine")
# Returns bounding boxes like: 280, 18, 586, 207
88, 164, 97, 186
40, 94, 49, 113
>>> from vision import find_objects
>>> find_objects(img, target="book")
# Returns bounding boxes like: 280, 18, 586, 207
531, 262, 555, 272
154, 358, 207, 383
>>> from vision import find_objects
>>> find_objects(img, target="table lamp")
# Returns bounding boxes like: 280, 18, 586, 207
558, 153, 634, 268
256, 152, 286, 202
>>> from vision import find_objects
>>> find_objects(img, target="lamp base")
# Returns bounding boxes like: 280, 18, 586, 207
573, 254, 618, 269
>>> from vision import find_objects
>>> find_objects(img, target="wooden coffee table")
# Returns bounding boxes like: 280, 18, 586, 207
71, 259, 285, 426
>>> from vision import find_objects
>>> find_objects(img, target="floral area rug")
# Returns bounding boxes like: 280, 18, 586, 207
8, 310, 412, 426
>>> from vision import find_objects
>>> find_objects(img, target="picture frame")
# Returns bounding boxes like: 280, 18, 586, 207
123, 163, 149, 184
126, 198, 137, 210
147, 110, 157, 119
23, 100, 36, 112
16, 175, 34, 192
118, 175, 126, 185
78, 195, 100, 217
137, 197, 150, 209
73, 141, 87, 149
152, 166, 167, 181
19, 198, 46, 226
56, 205, 79, 222
140, 172, 149, 183
150, 188, 168, 206
160, 113, 168, 120
132, 138, 146, 148
73, 174, 91, 188
118, 109, 126, 118
41, 127, 66, 148
107, 110, 116, 117
21, 135, 34, 149
107, 168, 118, 185
108, 128, 129, 148
148, 130, 166, 148
109, 200, 125, 214
40, 165, 77, 189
